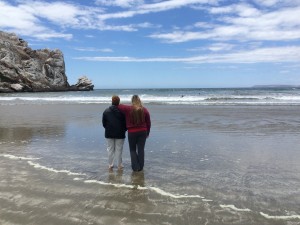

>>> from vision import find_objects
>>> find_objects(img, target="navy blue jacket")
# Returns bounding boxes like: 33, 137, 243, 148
102, 105, 126, 139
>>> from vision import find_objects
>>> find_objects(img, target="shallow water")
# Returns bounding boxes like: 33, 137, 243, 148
1, 104, 300, 225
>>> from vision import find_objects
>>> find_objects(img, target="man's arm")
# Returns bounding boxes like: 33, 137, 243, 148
102, 111, 107, 128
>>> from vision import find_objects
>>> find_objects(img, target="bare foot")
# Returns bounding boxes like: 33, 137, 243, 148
118, 164, 124, 170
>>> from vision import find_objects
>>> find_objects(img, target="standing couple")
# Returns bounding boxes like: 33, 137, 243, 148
102, 95, 151, 172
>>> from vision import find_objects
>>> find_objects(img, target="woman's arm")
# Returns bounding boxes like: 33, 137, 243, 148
144, 108, 151, 136
117, 104, 131, 113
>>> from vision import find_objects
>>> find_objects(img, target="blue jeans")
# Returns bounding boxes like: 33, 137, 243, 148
128, 131, 147, 171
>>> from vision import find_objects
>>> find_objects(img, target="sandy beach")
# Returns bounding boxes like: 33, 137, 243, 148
1, 103, 300, 225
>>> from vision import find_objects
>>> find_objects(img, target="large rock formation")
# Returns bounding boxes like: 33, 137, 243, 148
74, 76, 94, 91
0, 31, 93, 92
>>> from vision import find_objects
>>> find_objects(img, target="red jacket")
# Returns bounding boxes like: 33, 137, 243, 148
118, 104, 151, 135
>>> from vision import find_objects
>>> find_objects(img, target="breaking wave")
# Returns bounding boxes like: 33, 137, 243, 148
1, 88, 300, 105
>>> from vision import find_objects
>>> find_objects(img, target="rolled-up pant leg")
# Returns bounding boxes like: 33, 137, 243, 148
115, 139, 125, 167
106, 138, 115, 166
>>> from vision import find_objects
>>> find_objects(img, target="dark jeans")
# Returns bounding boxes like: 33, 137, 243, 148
128, 131, 147, 171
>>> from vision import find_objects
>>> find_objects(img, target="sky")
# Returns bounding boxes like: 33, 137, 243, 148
1, 0, 300, 88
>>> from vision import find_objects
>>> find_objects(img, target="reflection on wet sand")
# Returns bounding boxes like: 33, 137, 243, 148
108, 169, 124, 184
106, 170, 145, 188
131, 171, 145, 187
0, 127, 34, 142
0, 126, 66, 144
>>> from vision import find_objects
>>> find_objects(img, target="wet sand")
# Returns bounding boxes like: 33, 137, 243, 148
1, 104, 300, 225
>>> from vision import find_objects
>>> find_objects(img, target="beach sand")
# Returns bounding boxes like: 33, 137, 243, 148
1, 104, 300, 225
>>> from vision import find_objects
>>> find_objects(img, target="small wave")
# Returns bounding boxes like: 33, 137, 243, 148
0, 154, 39, 161
220, 204, 251, 212
2, 94, 300, 106
84, 179, 135, 189
83, 179, 204, 199
2, 88, 300, 106
260, 212, 300, 220
149, 187, 204, 199
27, 161, 85, 176
2, 153, 205, 200
73, 177, 84, 181
205, 97, 259, 101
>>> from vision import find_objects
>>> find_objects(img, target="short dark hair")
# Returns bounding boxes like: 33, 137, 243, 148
112, 95, 120, 105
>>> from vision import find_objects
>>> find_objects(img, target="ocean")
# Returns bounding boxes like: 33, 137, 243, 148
1, 88, 300, 225
1, 87, 300, 105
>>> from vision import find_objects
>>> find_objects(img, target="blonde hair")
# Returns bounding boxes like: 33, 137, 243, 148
130, 95, 145, 125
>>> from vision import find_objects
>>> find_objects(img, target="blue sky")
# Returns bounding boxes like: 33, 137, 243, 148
1, 0, 300, 88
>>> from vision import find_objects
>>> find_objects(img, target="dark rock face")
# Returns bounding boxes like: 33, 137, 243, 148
0, 31, 93, 92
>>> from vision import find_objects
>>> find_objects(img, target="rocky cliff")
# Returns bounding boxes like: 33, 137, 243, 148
0, 31, 93, 92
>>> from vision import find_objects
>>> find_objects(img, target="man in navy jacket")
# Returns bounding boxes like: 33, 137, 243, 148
102, 96, 127, 170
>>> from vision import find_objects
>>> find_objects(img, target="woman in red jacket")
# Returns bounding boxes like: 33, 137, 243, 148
118, 95, 151, 171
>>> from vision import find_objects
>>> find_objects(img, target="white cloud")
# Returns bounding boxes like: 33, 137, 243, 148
210, 3, 261, 17
98, 0, 219, 20
18, 1, 105, 29
20, 2, 83, 25
202, 46, 300, 64
187, 43, 235, 52
74, 47, 113, 52
149, 4, 300, 42
0, 0, 143, 38
148, 31, 211, 42
74, 46, 300, 64
1, 0, 300, 47
0, 1, 74, 40
194, 22, 214, 29
138, 0, 216, 12
252, 0, 280, 7
136, 22, 161, 29
207, 43, 235, 52
95, 0, 144, 8
252, 0, 300, 7
33, 32, 73, 40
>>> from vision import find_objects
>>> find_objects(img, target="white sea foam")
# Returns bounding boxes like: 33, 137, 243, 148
84, 179, 135, 189
260, 212, 300, 220
149, 187, 204, 199
220, 204, 251, 212
2, 153, 206, 200
27, 161, 85, 176
73, 177, 84, 181
137, 186, 148, 190
83, 179, 203, 199
0, 154, 39, 161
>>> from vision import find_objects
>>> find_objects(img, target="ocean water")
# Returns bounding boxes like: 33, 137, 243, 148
1, 88, 300, 224
0, 87, 300, 105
